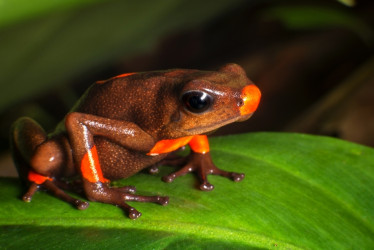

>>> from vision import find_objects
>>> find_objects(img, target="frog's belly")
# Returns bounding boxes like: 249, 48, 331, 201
95, 137, 166, 180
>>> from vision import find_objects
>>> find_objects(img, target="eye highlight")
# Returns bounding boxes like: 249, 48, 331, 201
182, 91, 213, 114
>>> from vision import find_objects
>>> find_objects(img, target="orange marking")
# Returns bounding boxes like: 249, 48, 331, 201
240, 84, 261, 116
113, 72, 136, 79
81, 145, 109, 183
96, 72, 136, 84
189, 135, 210, 154
28, 170, 52, 184
147, 136, 194, 156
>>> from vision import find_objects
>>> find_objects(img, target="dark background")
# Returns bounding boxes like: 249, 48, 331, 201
1, 0, 373, 176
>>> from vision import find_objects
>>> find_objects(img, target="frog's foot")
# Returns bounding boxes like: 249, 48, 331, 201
84, 182, 169, 219
162, 152, 244, 191
23, 179, 89, 210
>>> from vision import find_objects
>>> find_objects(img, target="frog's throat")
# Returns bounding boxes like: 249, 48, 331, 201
183, 115, 245, 135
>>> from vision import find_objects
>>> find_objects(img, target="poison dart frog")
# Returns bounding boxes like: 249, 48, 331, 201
10, 63, 261, 219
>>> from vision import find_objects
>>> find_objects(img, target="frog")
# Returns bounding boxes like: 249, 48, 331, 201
10, 63, 261, 219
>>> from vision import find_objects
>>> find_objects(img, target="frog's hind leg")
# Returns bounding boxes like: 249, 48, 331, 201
10, 117, 88, 210
10, 117, 46, 184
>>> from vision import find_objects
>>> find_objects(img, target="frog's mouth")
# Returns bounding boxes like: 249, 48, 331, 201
237, 113, 253, 122
184, 113, 253, 135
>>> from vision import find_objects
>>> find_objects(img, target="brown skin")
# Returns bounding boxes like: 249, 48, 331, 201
10, 63, 261, 219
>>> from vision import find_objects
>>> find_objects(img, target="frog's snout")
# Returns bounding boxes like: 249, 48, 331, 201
239, 84, 261, 116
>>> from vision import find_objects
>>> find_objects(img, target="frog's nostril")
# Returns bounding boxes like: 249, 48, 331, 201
237, 99, 244, 107
239, 84, 261, 116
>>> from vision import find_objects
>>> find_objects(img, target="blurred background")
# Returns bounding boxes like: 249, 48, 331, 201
1, 0, 373, 176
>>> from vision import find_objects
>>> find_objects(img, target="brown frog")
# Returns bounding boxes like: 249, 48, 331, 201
10, 63, 261, 219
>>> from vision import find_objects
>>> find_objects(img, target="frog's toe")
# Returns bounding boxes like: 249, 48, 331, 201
162, 173, 177, 183
127, 207, 142, 220
162, 151, 245, 191
22, 182, 39, 202
156, 196, 169, 205
120, 194, 168, 219
231, 172, 245, 182
199, 182, 214, 191
44, 180, 90, 210
23, 179, 90, 211
162, 162, 194, 183
147, 165, 160, 174
75, 200, 90, 210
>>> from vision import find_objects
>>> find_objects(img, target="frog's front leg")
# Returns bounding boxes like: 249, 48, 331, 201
65, 112, 169, 219
161, 135, 245, 191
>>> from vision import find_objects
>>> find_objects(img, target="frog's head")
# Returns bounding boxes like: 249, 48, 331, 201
162, 63, 261, 137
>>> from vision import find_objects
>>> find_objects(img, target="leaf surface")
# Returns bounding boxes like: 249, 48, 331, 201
0, 133, 373, 249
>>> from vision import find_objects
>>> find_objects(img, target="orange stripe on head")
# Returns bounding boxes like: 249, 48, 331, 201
189, 135, 210, 154
147, 136, 194, 156
28, 170, 52, 184
240, 84, 261, 116
81, 145, 109, 183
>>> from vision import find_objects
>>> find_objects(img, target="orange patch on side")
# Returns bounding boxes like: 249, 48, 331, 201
81, 145, 109, 183
113, 72, 136, 79
96, 72, 136, 84
28, 170, 52, 184
189, 135, 210, 154
240, 84, 261, 116
147, 136, 194, 156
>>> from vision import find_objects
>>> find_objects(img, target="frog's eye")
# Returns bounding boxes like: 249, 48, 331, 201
182, 91, 213, 114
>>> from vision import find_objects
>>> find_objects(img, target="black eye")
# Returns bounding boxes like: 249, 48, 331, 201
182, 91, 213, 114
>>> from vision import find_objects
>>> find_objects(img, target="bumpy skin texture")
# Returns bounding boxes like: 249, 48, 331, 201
10, 63, 261, 219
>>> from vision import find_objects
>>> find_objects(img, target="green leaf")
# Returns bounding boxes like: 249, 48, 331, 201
1, 133, 373, 249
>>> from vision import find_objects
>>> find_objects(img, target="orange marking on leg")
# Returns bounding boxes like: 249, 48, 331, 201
28, 170, 52, 184
81, 145, 109, 183
147, 136, 194, 156
240, 84, 261, 116
189, 135, 210, 154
